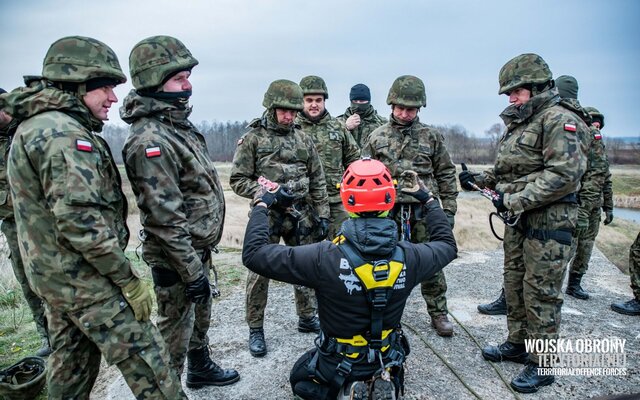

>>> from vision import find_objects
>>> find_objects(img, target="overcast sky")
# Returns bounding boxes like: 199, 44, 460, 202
1, 0, 639, 137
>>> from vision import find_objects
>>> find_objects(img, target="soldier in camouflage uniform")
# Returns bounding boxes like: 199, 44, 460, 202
459, 54, 588, 393
230, 79, 330, 357
0, 89, 51, 358
296, 76, 360, 239
554, 76, 613, 300
5, 36, 185, 399
586, 107, 614, 227
363, 75, 458, 337
121, 35, 239, 388
337, 83, 387, 147
611, 231, 640, 315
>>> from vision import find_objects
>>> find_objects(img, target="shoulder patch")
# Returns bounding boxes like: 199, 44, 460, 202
76, 139, 93, 152
237, 138, 244, 146
145, 146, 161, 158
593, 131, 602, 140
564, 123, 577, 132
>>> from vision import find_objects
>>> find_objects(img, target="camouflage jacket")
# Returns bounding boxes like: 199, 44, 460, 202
336, 105, 387, 147
230, 112, 330, 219
120, 91, 225, 283
560, 98, 610, 213
5, 80, 132, 311
362, 116, 458, 214
602, 160, 613, 212
296, 110, 360, 203
0, 119, 19, 220
477, 89, 588, 215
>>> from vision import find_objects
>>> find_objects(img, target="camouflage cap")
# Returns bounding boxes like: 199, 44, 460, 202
386, 75, 426, 107
262, 79, 304, 110
498, 53, 552, 95
299, 75, 328, 99
556, 75, 579, 99
584, 106, 605, 128
129, 35, 199, 90
42, 36, 126, 84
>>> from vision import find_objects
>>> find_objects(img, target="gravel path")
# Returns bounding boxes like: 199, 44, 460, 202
104, 247, 639, 400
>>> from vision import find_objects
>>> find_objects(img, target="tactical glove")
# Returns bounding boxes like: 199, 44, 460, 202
459, 163, 476, 191
444, 211, 455, 229
603, 210, 614, 225
318, 218, 330, 240
185, 274, 211, 305
121, 278, 153, 321
492, 190, 508, 213
253, 181, 295, 208
575, 217, 589, 238
399, 170, 434, 203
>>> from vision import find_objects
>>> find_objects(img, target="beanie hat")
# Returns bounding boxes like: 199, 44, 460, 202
555, 75, 579, 99
350, 83, 371, 102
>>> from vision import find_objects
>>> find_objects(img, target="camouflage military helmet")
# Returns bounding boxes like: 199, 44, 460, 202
386, 75, 427, 107
42, 36, 126, 84
498, 53, 552, 95
0, 357, 46, 400
299, 75, 329, 99
262, 79, 304, 110
129, 35, 199, 90
584, 106, 605, 129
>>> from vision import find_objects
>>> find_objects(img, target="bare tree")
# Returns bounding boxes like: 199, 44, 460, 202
484, 122, 505, 162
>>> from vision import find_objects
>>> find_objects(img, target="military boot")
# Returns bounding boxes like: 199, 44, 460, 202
249, 327, 267, 357
477, 288, 507, 315
510, 362, 555, 393
186, 346, 240, 388
611, 298, 640, 316
298, 315, 321, 334
348, 381, 369, 400
34, 337, 52, 358
566, 272, 589, 300
430, 314, 453, 337
482, 341, 528, 364
371, 378, 396, 400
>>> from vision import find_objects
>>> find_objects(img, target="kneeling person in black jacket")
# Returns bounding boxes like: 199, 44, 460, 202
242, 158, 457, 400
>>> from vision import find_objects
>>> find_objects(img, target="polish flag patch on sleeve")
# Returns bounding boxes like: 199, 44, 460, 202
594, 132, 602, 140
564, 123, 577, 132
76, 139, 93, 152
145, 146, 162, 158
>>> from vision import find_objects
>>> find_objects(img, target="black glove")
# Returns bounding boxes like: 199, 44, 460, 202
253, 186, 295, 208
459, 163, 476, 191
185, 274, 211, 304
603, 210, 614, 225
318, 218, 330, 240
399, 170, 434, 203
492, 190, 508, 213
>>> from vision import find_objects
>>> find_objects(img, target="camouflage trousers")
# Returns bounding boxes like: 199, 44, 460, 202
392, 203, 449, 317
45, 295, 186, 399
0, 219, 48, 342
328, 202, 348, 240
503, 203, 577, 363
151, 248, 212, 375
569, 205, 602, 274
246, 206, 318, 328
630, 231, 640, 300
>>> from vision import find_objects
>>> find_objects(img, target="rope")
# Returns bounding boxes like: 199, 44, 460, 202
403, 315, 524, 400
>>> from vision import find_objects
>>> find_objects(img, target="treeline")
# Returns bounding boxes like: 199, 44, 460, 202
102, 120, 248, 164
102, 121, 639, 165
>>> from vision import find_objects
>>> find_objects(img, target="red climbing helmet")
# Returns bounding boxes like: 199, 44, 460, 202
340, 158, 396, 213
